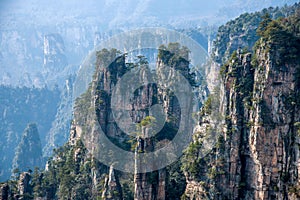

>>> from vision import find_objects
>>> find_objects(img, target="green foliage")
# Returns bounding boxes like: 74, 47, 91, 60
158, 43, 197, 87
213, 3, 300, 65
254, 10, 300, 66
288, 185, 300, 198
32, 167, 43, 197
216, 135, 225, 153
238, 182, 246, 189
138, 116, 156, 128
136, 55, 149, 66
4, 103, 108, 198
181, 140, 203, 179
281, 172, 291, 183
166, 160, 187, 200
75, 48, 129, 136
208, 166, 217, 179
200, 95, 213, 115
95, 48, 121, 69
294, 122, 300, 136
219, 50, 238, 77
37, 141, 99, 199
147, 171, 158, 185
121, 179, 134, 200
213, 12, 260, 63
158, 43, 189, 64
256, 13, 272, 37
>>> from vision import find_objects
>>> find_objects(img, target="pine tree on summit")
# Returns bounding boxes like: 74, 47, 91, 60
256, 13, 272, 37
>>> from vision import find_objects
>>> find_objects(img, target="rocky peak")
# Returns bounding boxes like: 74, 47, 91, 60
69, 43, 195, 199
12, 123, 43, 174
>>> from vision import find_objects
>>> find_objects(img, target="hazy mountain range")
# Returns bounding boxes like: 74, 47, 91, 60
1, 0, 299, 28
0, 0, 298, 88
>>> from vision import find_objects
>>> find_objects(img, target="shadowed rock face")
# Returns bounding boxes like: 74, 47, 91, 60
0, 183, 9, 200
18, 172, 31, 197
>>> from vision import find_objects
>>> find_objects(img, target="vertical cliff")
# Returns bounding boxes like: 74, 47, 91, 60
182, 9, 300, 200
102, 165, 123, 200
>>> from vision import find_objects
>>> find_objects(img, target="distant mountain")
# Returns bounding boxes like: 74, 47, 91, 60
0, 86, 60, 181
0, 78, 74, 181
0, 0, 299, 87
1, 0, 298, 28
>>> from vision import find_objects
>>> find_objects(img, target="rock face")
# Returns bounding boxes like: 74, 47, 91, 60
43, 33, 67, 71
18, 172, 32, 198
0, 173, 35, 200
183, 9, 300, 199
134, 169, 166, 200
0, 25, 103, 88
102, 165, 123, 200
9, 39, 194, 198
43, 33, 72, 87
184, 51, 300, 199
69, 44, 194, 199
0, 183, 9, 200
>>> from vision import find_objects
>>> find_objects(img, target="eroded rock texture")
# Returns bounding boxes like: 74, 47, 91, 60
184, 46, 300, 200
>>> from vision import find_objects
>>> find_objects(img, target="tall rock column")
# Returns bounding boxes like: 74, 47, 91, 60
12, 123, 43, 173
102, 165, 122, 200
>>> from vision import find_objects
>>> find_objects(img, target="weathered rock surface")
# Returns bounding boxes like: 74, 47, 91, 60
184, 47, 300, 199
183, 6, 300, 200
70, 44, 194, 199
102, 165, 123, 200
18, 172, 31, 198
